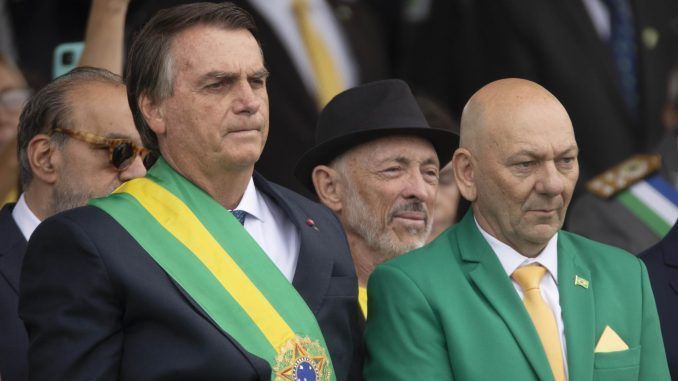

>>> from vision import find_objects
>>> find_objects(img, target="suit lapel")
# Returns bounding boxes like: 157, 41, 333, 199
0, 204, 27, 294
558, 234, 595, 381
253, 174, 333, 314
458, 214, 554, 381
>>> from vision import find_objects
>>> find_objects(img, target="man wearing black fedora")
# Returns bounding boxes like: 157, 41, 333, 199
295, 79, 459, 316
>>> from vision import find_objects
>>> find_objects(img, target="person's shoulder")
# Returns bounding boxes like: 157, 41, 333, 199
30, 205, 120, 246
639, 222, 678, 265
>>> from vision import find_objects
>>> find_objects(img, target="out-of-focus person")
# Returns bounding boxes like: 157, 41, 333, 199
295, 79, 457, 315
567, 63, 678, 253
78, 0, 131, 75
0, 55, 30, 207
414, 95, 467, 242
0, 66, 146, 381
639, 221, 678, 380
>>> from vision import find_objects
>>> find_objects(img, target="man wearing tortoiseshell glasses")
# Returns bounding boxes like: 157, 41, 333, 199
0, 66, 146, 381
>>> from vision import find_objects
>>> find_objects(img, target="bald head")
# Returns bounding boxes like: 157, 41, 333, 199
453, 78, 579, 257
460, 78, 573, 154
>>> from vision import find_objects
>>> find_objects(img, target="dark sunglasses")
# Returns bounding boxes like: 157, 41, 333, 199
52, 127, 149, 171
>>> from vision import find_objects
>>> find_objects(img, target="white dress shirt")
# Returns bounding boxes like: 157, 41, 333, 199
248, 0, 358, 95
475, 218, 569, 379
11, 193, 41, 241
233, 178, 300, 282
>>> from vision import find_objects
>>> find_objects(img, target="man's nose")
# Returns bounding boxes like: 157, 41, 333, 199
402, 171, 434, 202
536, 161, 565, 196
232, 81, 261, 115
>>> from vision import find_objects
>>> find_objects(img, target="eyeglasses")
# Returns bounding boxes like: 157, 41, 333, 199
0, 88, 32, 111
52, 127, 149, 171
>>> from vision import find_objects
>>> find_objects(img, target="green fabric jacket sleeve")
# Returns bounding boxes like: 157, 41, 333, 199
363, 264, 454, 380
638, 259, 671, 380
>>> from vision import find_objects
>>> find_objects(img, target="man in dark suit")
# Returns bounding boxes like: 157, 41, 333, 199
19, 3, 362, 380
640, 222, 678, 379
0, 66, 147, 381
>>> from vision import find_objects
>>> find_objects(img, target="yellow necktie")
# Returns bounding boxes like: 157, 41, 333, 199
291, 0, 344, 107
358, 286, 367, 317
512, 265, 565, 381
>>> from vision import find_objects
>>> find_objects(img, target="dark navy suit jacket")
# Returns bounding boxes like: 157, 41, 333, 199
0, 203, 28, 381
19, 174, 363, 380
640, 221, 678, 379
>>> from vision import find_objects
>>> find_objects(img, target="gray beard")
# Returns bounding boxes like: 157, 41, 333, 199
49, 184, 90, 216
342, 185, 431, 262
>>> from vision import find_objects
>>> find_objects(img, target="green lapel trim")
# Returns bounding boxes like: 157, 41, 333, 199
458, 212, 554, 380
558, 232, 595, 381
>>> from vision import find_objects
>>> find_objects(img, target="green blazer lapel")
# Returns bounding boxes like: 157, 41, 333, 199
457, 213, 554, 381
558, 233, 595, 381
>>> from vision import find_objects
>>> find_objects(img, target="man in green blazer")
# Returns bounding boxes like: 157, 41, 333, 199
364, 78, 670, 380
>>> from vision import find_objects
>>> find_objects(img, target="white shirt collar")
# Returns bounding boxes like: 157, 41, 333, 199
474, 217, 559, 284
11, 193, 41, 241
232, 177, 265, 223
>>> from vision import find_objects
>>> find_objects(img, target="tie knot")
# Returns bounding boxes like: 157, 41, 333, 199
231, 209, 247, 225
512, 264, 547, 292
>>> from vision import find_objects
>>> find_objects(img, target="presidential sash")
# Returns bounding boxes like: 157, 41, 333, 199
90, 159, 335, 381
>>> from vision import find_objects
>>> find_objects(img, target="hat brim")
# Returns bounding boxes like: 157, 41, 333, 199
294, 126, 459, 194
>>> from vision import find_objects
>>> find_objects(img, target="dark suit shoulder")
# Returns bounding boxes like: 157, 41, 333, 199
639, 222, 678, 265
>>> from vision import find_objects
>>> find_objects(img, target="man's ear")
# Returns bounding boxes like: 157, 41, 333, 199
27, 134, 59, 185
139, 93, 166, 135
312, 165, 344, 213
452, 148, 477, 202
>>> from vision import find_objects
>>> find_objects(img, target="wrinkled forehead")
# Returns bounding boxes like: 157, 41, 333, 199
484, 96, 576, 151
170, 26, 263, 73
67, 83, 140, 142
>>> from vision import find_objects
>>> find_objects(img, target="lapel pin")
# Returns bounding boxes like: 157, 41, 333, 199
306, 218, 319, 231
575, 275, 589, 289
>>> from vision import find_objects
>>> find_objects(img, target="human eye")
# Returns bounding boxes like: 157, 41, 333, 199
514, 161, 535, 170
422, 166, 440, 183
557, 156, 577, 169
249, 76, 266, 89
204, 80, 225, 91
381, 166, 403, 178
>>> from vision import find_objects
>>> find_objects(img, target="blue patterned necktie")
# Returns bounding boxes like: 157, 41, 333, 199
231, 209, 247, 225
602, 0, 638, 117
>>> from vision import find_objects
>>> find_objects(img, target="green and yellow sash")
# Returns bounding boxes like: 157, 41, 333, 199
90, 159, 335, 381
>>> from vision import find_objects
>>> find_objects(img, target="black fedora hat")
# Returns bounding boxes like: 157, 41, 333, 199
294, 79, 459, 192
